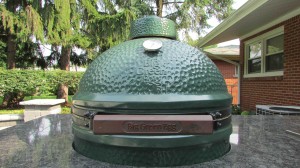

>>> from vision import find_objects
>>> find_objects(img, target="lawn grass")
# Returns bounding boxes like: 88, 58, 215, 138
61, 107, 72, 114
0, 109, 24, 115
0, 107, 71, 115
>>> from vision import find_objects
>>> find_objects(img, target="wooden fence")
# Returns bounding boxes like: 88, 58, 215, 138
225, 79, 238, 105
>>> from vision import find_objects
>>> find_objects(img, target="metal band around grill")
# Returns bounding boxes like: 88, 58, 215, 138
92, 115, 213, 135
72, 105, 231, 118
72, 114, 231, 130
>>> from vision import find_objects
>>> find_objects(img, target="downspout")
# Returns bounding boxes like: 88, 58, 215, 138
237, 65, 241, 105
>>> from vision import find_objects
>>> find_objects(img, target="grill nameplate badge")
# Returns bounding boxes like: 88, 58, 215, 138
93, 115, 213, 135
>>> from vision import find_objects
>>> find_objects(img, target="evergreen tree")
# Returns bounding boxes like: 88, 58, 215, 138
40, 0, 142, 102
79, 0, 152, 55
0, 0, 234, 106
155, 0, 234, 39
0, 0, 44, 107
0, 0, 44, 69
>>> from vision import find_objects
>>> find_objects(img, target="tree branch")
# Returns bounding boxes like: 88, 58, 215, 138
163, 1, 184, 5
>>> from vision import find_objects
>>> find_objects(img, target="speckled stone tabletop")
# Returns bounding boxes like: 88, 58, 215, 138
0, 115, 299, 168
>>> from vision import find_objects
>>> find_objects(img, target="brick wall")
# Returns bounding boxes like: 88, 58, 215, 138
213, 60, 236, 78
240, 15, 300, 111
213, 60, 238, 104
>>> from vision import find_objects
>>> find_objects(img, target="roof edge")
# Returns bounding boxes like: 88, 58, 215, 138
240, 7, 300, 40
198, 0, 269, 48
204, 52, 239, 66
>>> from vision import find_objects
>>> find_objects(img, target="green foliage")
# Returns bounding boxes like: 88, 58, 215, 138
0, 3, 44, 42
231, 105, 255, 115
100, 10, 136, 47
80, 0, 99, 17
44, 0, 74, 46
0, 40, 6, 68
16, 40, 44, 69
83, 8, 137, 52
0, 70, 83, 97
45, 70, 83, 95
164, 0, 234, 37
241, 111, 250, 115
231, 104, 241, 115
0, 70, 43, 96
0, 0, 235, 70
79, 0, 156, 54
0, 5, 15, 34
61, 107, 71, 114
0, 33, 44, 69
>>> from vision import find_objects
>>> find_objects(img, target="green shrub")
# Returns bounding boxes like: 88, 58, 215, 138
241, 111, 250, 115
0, 70, 43, 96
231, 104, 241, 115
61, 107, 71, 114
0, 70, 83, 96
0, 70, 83, 107
43, 70, 84, 95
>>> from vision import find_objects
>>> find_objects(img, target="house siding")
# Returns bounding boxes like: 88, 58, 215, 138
213, 60, 238, 104
240, 15, 300, 111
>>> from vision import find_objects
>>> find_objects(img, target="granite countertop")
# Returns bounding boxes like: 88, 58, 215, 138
0, 114, 299, 168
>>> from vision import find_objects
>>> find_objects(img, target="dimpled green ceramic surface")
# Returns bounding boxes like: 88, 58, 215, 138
129, 15, 177, 39
73, 36, 232, 110
72, 16, 232, 167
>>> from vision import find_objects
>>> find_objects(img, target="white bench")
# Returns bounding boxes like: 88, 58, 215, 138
0, 114, 24, 130
20, 99, 65, 122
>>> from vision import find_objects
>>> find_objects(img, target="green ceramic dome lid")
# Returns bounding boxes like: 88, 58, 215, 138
72, 37, 232, 110
129, 15, 177, 39
72, 16, 232, 110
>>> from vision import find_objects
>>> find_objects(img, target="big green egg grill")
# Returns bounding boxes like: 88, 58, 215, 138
72, 16, 232, 167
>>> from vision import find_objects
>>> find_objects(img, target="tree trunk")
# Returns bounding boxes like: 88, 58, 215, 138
7, 33, 16, 69
156, 0, 163, 17
1, 93, 13, 108
2, 92, 25, 108
57, 46, 71, 103
57, 83, 68, 104
60, 46, 71, 70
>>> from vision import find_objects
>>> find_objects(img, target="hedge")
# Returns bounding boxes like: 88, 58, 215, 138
0, 70, 84, 97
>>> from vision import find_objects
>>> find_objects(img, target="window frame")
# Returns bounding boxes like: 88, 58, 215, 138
234, 65, 238, 77
244, 26, 284, 78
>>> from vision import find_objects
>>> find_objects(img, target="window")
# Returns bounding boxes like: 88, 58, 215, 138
266, 34, 284, 72
244, 27, 284, 78
248, 42, 262, 73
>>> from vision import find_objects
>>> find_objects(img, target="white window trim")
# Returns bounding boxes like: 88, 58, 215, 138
233, 65, 238, 77
244, 26, 284, 78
